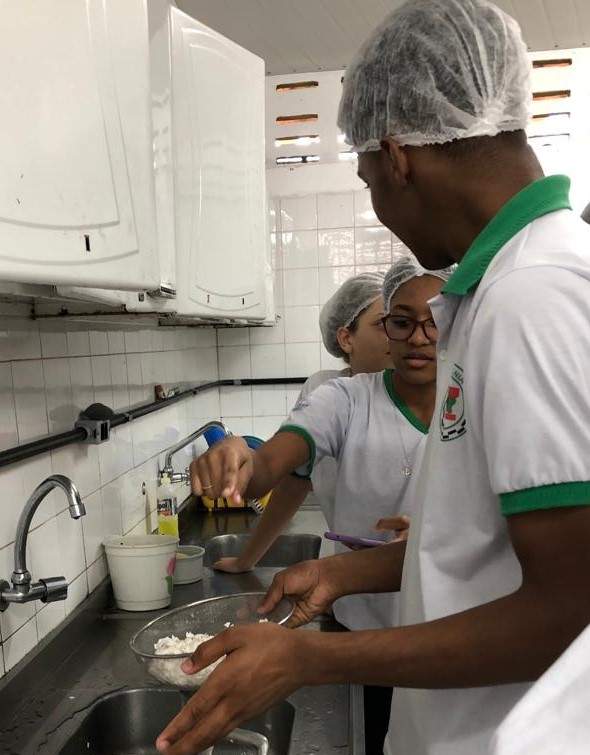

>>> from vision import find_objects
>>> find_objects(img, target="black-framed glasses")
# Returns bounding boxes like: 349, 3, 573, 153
381, 314, 438, 342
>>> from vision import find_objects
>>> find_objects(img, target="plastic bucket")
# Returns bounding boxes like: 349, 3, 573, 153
104, 535, 179, 611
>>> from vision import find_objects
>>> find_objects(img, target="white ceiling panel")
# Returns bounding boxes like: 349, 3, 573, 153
178, 0, 590, 74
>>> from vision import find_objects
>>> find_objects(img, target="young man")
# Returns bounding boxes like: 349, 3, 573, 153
156, 1, 590, 753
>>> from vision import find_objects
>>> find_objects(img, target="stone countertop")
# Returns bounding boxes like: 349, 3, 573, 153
0, 506, 362, 755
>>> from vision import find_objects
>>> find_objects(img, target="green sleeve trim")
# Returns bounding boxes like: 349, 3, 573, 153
277, 424, 316, 478
501, 481, 590, 516
383, 370, 429, 435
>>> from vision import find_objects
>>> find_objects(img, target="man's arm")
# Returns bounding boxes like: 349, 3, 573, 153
259, 539, 407, 627
156, 506, 590, 754
308, 505, 590, 687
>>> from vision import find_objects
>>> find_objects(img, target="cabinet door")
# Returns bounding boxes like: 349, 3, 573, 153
0, 0, 159, 290
170, 8, 268, 320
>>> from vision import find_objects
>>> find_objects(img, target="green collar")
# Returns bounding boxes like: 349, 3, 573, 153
443, 175, 572, 296
383, 370, 429, 435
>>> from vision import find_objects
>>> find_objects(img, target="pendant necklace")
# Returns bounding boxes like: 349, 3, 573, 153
394, 407, 413, 478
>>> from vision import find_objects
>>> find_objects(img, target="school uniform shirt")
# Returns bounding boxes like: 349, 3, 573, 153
281, 369, 427, 630
491, 624, 590, 755
298, 369, 351, 400
295, 369, 350, 528
386, 175, 590, 755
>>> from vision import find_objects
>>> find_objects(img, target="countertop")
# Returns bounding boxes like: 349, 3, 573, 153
0, 505, 363, 755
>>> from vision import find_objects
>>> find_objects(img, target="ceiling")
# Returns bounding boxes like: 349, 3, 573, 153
177, 0, 590, 75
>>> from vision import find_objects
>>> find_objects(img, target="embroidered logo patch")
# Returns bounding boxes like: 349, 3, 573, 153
440, 363, 467, 441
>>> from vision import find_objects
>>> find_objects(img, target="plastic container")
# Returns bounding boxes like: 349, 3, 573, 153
157, 475, 179, 538
173, 545, 205, 585
104, 535, 179, 611
130, 592, 294, 689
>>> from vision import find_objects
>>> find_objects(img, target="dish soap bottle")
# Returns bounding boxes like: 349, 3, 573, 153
157, 474, 179, 538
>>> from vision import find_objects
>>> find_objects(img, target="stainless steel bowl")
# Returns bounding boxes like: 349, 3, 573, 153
130, 592, 293, 690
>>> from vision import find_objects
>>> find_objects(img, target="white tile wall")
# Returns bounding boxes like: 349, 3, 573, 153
282, 230, 319, 269
0, 319, 222, 678
216, 189, 395, 443
250, 344, 286, 379
318, 230, 355, 268
283, 268, 320, 307
317, 192, 354, 229
280, 195, 317, 231
284, 306, 320, 344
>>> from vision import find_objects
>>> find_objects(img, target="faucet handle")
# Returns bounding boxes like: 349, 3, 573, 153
39, 576, 68, 603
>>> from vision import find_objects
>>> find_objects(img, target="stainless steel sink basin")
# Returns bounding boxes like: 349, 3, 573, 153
59, 687, 294, 754
204, 534, 321, 568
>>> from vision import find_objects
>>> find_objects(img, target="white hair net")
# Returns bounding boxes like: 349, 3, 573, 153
338, 0, 531, 150
383, 257, 454, 311
320, 271, 385, 358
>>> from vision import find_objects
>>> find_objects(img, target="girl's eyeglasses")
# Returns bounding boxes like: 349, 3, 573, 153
381, 314, 438, 342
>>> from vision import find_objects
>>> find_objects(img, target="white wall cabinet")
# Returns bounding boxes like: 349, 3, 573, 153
0, 0, 160, 291
153, 7, 269, 322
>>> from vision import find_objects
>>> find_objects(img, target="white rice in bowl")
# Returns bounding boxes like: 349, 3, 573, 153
148, 632, 224, 689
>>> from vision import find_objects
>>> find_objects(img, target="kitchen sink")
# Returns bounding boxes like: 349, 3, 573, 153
204, 534, 321, 568
59, 687, 294, 754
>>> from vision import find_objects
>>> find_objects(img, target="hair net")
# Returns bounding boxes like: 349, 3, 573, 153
338, 0, 531, 150
383, 257, 454, 311
320, 271, 385, 358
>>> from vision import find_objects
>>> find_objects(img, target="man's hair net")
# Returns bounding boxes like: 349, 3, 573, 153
320, 271, 385, 358
383, 257, 454, 311
338, 0, 531, 150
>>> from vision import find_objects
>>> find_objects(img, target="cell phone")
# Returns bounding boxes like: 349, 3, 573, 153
324, 531, 385, 549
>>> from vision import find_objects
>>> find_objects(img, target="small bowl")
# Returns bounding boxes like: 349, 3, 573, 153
130, 592, 293, 690
173, 545, 205, 585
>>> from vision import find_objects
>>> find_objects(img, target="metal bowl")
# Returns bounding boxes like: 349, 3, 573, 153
130, 592, 293, 690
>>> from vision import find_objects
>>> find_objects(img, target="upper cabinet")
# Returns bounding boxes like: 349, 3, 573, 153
155, 7, 269, 322
0, 1, 271, 322
0, 0, 160, 291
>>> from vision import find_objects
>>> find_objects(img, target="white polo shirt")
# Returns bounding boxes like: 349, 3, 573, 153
294, 369, 349, 528
491, 624, 590, 755
281, 370, 427, 630
387, 175, 590, 755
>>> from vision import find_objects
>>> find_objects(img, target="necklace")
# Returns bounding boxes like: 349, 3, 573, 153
393, 406, 413, 478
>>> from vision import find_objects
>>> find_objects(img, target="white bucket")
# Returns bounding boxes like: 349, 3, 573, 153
104, 535, 179, 611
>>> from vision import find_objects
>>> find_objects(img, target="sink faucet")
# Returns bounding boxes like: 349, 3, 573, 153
159, 421, 231, 485
0, 475, 86, 612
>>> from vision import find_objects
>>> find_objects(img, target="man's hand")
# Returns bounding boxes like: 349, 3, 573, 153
258, 558, 339, 628
189, 437, 253, 504
156, 624, 307, 754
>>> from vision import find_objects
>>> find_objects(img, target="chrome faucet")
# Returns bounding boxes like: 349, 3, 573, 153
159, 421, 231, 485
0, 475, 86, 612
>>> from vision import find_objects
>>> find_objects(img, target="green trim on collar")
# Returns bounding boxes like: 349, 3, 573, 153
443, 175, 572, 296
500, 480, 590, 516
383, 370, 429, 435
277, 424, 316, 478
